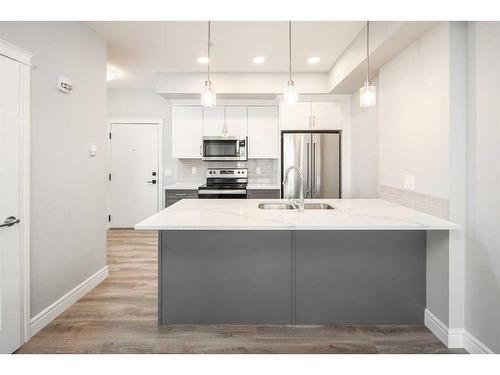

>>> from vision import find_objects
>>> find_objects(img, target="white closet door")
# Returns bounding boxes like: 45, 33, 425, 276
0, 56, 22, 353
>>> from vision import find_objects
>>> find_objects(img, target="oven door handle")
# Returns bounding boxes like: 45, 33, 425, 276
198, 189, 247, 194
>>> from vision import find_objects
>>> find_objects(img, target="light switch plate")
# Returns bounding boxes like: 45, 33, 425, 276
164, 169, 173, 177
256, 167, 261, 175
191, 167, 197, 175
404, 174, 415, 190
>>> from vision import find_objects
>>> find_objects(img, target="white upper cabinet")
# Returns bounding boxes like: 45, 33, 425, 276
203, 106, 226, 136
311, 102, 342, 129
248, 106, 279, 159
225, 106, 248, 137
203, 106, 248, 137
279, 102, 312, 130
172, 106, 203, 158
280, 101, 342, 130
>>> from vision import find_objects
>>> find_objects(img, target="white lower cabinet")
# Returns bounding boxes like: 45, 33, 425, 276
172, 106, 203, 158
248, 106, 279, 159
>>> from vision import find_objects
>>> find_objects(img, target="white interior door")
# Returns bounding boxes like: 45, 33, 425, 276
110, 123, 159, 228
0, 56, 23, 353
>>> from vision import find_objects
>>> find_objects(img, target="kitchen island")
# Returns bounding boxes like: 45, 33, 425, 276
135, 199, 458, 326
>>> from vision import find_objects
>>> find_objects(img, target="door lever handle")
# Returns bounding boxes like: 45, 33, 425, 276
146, 180, 157, 184
1, 216, 20, 228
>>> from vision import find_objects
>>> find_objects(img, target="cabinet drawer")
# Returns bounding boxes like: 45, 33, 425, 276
247, 189, 281, 199
166, 190, 198, 199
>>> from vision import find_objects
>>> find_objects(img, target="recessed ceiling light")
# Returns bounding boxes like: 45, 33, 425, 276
307, 56, 320, 64
106, 66, 123, 82
197, 56, 209, 64
252, 56, 266, 64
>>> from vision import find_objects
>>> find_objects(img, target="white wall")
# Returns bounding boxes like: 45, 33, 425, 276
107, 90, 174, 185
378, 22, 450, 199
349, 79, 379, 198
465, 21, 500, 353
0, 22, 107, 317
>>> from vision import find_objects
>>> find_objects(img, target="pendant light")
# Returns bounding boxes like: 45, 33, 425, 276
201, 21, 216, 107
360, 21, 376, 108
284, 21, 298, 105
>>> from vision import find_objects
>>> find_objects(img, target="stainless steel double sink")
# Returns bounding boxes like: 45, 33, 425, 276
258, 202, 335, 210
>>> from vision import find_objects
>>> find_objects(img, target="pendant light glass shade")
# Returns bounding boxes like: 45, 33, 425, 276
360, 82, 376, 107
360, 21, 376, 108
201, 80, 216, 107
284, 80, 298, 105
201, 21, 216, 107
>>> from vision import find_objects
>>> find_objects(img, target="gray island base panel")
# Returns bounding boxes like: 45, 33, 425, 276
159, 230, 426, 325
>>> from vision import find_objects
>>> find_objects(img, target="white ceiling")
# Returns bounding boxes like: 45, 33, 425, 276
87, 21, 365, 89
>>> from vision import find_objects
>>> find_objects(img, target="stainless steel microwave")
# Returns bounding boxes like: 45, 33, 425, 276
202, 136, 248, 161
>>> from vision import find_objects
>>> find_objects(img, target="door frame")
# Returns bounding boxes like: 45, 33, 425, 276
0, 38, 32, 345
106, 119, 164, 229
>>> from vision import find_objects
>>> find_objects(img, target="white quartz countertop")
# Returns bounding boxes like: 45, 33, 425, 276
135, 199, 459, 231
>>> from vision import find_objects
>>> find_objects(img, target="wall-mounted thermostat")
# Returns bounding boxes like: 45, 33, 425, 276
57, 76, 73, 94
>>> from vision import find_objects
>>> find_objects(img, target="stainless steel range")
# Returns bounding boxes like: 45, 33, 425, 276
197, 168, 248, 199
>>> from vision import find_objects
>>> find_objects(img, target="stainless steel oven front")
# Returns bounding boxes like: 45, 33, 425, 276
202, 136, 247, 161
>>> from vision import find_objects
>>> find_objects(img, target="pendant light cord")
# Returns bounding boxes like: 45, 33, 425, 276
288, 21, 292, 83
207, 20, 211, 82
366, 20, 370, 85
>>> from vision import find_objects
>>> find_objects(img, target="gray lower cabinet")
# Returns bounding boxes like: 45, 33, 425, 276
246, 189, 280, 199
165, 189, 197, 208
159, 230, 292, 324
294, 231, 426, 324
158, 230, 426, 325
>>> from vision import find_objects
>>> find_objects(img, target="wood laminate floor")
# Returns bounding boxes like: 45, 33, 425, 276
17, 229, 466, 354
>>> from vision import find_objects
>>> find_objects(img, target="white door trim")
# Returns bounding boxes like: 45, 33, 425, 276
0, 38, 32, 345
107, 119, 164, 228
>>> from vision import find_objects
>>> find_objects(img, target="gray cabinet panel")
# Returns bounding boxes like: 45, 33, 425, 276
160, 230, 292, 324
247, 189, 281, 199
294, 231, 426, 324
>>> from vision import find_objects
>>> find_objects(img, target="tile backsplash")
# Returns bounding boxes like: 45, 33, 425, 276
379, 185, 449, 219
176, 159, 279, 185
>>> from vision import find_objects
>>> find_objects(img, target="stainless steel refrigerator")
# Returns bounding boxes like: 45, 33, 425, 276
281, 132, 340, 199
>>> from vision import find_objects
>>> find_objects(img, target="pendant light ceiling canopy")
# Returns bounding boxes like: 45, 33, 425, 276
360, 20, 376, 108
284, 21, 298, 105
201, 20, 216, 107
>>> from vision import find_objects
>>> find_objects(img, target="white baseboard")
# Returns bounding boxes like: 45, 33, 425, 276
424, 309, 450, 346
424, 309, 494, 354
30, 265, 109, 337
462, 330, 495, 354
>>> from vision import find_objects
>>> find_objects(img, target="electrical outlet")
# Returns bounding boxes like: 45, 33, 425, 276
256, 167, 261, 175
404, 174, 415, 190
191, 167, 197, 175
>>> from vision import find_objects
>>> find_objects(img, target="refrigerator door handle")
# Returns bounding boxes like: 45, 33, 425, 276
312, 142, 317, 193
306, 142, 310, 193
